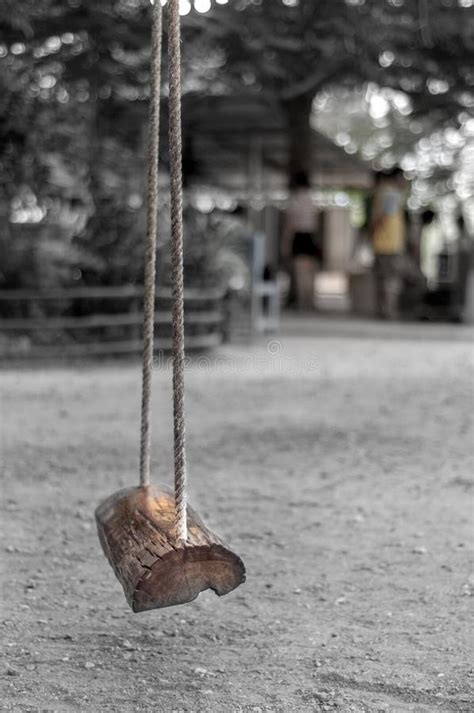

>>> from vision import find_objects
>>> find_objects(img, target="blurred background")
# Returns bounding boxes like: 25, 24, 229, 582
1, 0, 473, 357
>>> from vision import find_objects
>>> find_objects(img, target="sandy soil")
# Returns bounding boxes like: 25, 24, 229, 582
1, 319, 473, 712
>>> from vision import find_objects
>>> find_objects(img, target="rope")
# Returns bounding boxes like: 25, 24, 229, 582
139, 0, 163, 488
138, 0, 187, 544
168, 0, 188, 543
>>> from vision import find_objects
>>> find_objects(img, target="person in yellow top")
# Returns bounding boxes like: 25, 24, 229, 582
371, 168, 407, 319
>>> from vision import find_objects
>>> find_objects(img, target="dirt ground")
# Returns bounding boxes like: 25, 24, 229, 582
1, 318, 473, 712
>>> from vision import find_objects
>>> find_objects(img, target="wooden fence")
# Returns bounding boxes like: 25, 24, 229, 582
0, 285, 226, 358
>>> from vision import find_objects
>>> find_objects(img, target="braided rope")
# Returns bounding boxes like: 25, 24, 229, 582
139, 0, 163, 488
168, 0, 188, 543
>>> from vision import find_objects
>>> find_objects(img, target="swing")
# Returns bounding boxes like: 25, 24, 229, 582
95, 0, 245, 613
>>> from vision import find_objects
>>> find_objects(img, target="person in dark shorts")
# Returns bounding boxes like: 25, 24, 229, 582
282, 171, 321, 311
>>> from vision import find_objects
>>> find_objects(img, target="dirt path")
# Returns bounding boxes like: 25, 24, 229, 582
1, 322, 473, 712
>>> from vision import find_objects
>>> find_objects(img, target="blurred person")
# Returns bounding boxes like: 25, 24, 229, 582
419, 209, 443, 287
420, 210, 473, 321
350, 171, 383, 269
371, 168, 407, 320
455, 214, 473, 319
459, 214, 474, 323
281, 171, 321, 312
404, 209, 420, 263
398, 210, 426, 319
364, 171, 385, 236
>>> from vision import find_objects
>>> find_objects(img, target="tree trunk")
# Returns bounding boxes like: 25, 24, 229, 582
283, 93, 315, 182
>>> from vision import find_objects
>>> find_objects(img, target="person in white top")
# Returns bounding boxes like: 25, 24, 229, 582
282, 172, 321, 311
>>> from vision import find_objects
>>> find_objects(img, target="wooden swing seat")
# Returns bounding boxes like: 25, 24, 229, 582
96, 486, 246, 612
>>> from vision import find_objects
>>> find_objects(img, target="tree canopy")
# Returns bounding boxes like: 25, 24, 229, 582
1, 0, 472, 288
183, 0, 473, 174
188, 0, 473, 112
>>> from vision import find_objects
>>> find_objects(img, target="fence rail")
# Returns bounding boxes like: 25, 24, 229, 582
0, 285, 227, 358
0, 286, 225, 301
0, 310, 223, 331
